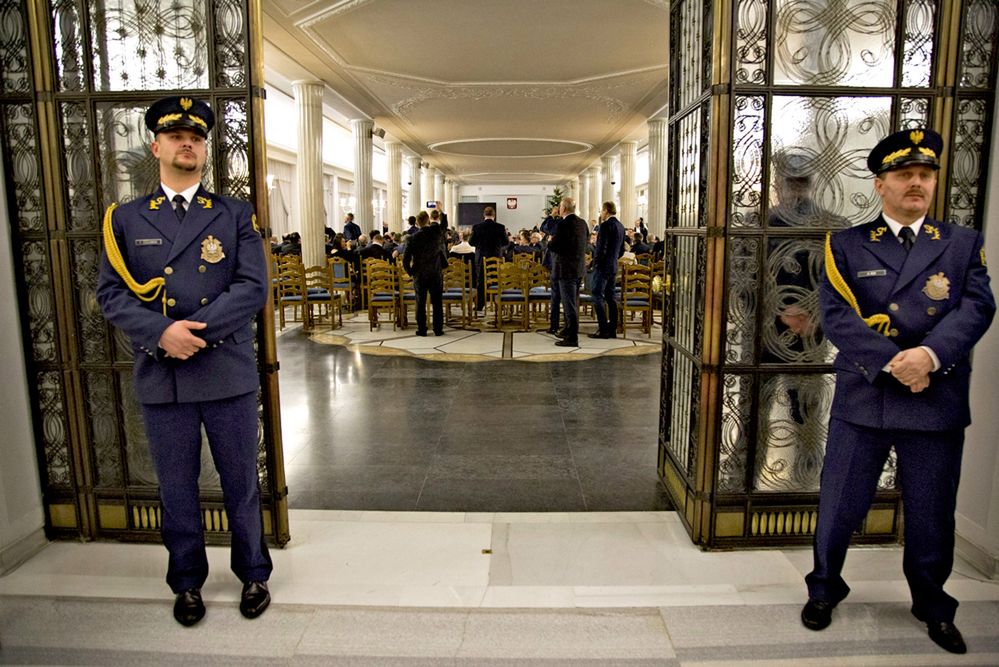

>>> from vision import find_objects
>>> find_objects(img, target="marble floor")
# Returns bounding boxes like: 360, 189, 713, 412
277, 317, 670, 512
2, 510, 998, 664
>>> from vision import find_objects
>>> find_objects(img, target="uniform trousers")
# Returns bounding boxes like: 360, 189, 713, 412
554, 277, 581, 338
806, 417, 964, 622
142, 391, 273, 593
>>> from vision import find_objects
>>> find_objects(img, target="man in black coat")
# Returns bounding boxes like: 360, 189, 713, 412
343, 213, 361, 241
403, 211, 448, 336
469, 206, 508, 311
547, 197, 589, 346
358, 233, 388, 262
589, 201, 626, 339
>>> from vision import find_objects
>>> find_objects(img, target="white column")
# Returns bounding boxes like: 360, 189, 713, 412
434, 171, 445, 203
385, 140, 403, 234
647, 117, 668, 240
351, 118, 374, 238
407, 156, 422, 218
421, 163, 434, 210
620, 141, 638, 228
588, 165, 602, 223
601, 154, 616, 208
293, 80, 325, 267
449, 180, 460, 225
578, 170, 591, 224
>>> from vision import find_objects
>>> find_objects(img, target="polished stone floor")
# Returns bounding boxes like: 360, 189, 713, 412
277, 324, 670, 512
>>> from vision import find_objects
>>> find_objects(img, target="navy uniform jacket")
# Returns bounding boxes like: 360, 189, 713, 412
96, 187, 268, 405
820, 216, 994, 431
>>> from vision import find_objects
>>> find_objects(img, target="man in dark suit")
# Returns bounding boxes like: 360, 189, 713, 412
403, 210, 448, 336
589, 201, 625, 339
548, 197, 589, 347
801, 128, 994, 655
358, 232, 388, 262
343, 212, 361, 241
469, 206, 508, 311
96, 96, 272, 627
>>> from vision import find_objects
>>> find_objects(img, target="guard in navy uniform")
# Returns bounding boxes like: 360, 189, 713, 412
96, 96, 273, 627
801, 128, 995, 654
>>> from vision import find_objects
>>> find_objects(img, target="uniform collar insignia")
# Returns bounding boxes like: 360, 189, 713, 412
923, 223, 941, 240
196, 195, 213, 209
148, 195, 166, 210
869, 226, 887, 242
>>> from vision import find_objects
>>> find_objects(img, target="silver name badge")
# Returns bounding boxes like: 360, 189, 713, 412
857, 269, 887, 278
135, 239, 163, 246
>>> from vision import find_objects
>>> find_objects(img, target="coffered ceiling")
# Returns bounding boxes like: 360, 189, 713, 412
261, 0, 669, 184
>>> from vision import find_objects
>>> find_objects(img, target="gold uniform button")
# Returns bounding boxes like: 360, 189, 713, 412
927, 307, 937, 315
889, 328, 899, 337
164, 266, 173, 275
166, 298, 176, 307
888, 303, 899, 312
198, 265, 207, 273
200, 297, 209, 305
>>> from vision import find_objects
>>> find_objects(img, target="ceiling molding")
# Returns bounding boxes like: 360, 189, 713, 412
297, 0, 375, 28
429, 138, 593, 158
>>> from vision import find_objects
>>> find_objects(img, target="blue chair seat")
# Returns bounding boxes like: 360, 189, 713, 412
280, 296, 303, 303
626, 298, 650, 306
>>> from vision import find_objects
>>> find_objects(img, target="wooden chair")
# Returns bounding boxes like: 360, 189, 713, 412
275, 262, 305, 330
635, 252, 653, 267
395, 256, 417, 329
526, 262, 551, 328
620, 263, 653, 338
327, 257, 354, 313
443, 258, 471, 328
366, 261, 399, 330
495, 261, 529, 330
303, 264, 341, 330
482, 256, 503, 320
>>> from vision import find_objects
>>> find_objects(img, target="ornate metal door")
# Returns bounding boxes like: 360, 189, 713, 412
659, 0, 997, 547
1, 0, 288, 545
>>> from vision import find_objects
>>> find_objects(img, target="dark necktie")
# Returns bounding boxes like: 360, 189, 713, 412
899, 226, 915, 252
173, 194, 187, 222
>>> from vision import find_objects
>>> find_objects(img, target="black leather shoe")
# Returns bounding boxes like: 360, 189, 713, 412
925, 621, 967, 654
541, 328, 558, 335
554, 339, 578, 347
239, 581, 271, 619
173, 588, 205, 627
415, 330, 428, 337
588, 331, 616, 339
587, 331, 604, 339
800, 599, 834, 631
555, 328, 569, 339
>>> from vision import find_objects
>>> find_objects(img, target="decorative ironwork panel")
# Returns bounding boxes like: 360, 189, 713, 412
668, 347, 697, 479
719, 373, 752, 493
672, 235, 701, 351
762, 237, 832, 364
3, 103, 43, 233
770, 95, 890, 227
755, 373, 833, 492
97, 102, 168, 205
84, 370, 123, 487
899, 97, 931, 129
948, 97, 987, 229
773, 0, 896, 87
0, 1, 30, 94
677, 111, 702, 229
52, 0, 87, 91
675, 0, 704, 110
216, 97, 249, 199
901, 0, 936, 87
732, 96, 764, 228
878, 449, 898, 490
735, 0, 767, 85
70, 239, 107, 363
111, 325, 133, 363
213, 0, 247, 88
959, 0, 998, 89
21, 240, 56, 362
37, 370, 71, 488
61, 101, 99, 231
88, 0, 210, 91
726, 236, 759, 364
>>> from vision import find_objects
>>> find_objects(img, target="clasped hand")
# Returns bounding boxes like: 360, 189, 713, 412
889, 347, 933, 393
159, 320, 207, 359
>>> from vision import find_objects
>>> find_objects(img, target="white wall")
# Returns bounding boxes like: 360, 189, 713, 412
458, 184, 557, 232
0, 154, 47, 575
957, 82, 999, 579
